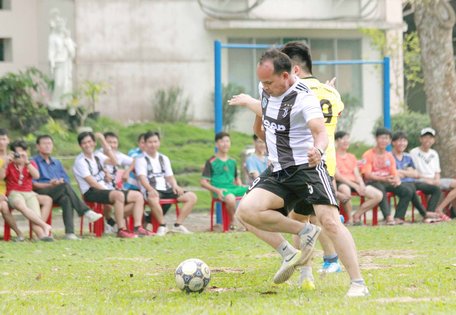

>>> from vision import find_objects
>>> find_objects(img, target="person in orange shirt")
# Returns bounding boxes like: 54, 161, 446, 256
361, 128, 414, 225
335, 131, 382, 225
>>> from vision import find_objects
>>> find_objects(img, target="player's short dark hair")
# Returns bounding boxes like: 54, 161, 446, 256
144, 131, 160, 141
137, 133, 146, 142
375, 127, 392, 138
392, 131, 408, 142
10, 140, 28, 151
0, 128, 8, 136
215, 131, 230, 142
36, 134, 54, 144
281, 41, 312, 74
335, 131, 349, 141
103, 131, 118, 139
259, 49, 292, 75
77, 131, 95, 145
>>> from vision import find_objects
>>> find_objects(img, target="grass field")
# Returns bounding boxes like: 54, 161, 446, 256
1, 222, 455, 314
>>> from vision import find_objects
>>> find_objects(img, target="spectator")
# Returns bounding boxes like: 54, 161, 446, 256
201, 132, 248, 230
245, 134, 268, 182
391, 131, 442, 221
72, 131, 151, 238
335, 131, 382, 225
0, 128, 25, 241
32, 134, 103, 240
136, 131, 196, 235
123, 133, 146, 191
96, 131, 134, 232
3, 140, 53, 241
410, 127, 454, 221
361, 128, 414, 225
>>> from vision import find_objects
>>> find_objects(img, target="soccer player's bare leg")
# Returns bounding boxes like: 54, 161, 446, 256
313, 204, 362, 280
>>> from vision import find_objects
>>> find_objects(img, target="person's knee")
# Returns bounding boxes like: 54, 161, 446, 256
0, 201, 9, 214
338, 184, 351, 195
110, 191, 125, 204
184, 192, 197, 204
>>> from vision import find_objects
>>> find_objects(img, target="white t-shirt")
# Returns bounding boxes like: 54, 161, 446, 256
95, 149, 134, 189
409, 147, 440, 179
135, 152, 173, 192
73, 152, 110, 194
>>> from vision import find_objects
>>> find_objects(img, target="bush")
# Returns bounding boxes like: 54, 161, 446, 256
0, 68, 51, 134
222, 83, 245, 130
373, 111, 431, 150
152, 87, 190, 123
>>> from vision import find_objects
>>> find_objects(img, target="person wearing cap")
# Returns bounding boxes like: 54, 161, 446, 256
410, 127, 455, 220
360, 127, 414, 225
391, 131, 442, 221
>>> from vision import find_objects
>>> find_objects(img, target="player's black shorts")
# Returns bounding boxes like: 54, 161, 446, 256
84, 188, 130, 205
144, 188, 182, 214
248, 163, 338, 216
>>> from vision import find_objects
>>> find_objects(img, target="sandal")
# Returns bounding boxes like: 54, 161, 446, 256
438, 213, 452, 222
386, 220, 396, 226
423, 217, 441, 224
352, 221, 363, 226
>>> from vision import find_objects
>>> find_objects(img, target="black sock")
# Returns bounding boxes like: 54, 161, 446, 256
134, 226, 140, 232
160, 224, 166, 227
174, 223, 180, 227
107, 218, 116, 227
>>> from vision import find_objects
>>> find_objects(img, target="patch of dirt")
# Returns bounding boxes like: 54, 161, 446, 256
207, 286, 238, 292
359, 250, 421, 270
211, 267, 245, 274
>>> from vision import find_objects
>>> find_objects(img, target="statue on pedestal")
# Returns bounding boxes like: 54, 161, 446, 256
48, 9, 76, 110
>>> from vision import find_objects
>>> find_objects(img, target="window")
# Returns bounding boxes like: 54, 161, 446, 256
0, 0, 11, 10
227, 37, 362, 102
0, 38, 12, 62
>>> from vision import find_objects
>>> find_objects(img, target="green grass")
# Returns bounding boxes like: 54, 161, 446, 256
1, 223, 456, 314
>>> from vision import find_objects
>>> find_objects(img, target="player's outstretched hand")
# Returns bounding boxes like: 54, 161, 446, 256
325, 77, 336, 88
228, 93, 256, 107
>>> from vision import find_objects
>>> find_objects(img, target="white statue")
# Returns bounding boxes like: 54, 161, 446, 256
48, 10, 76, 110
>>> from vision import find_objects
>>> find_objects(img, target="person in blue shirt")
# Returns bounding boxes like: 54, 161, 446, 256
32, 134, 102, 240
245, 134, 268, 183
391, 131, 441, 221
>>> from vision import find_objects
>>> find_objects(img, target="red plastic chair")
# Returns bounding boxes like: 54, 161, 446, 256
3, 206, 53, 242
360, 192, 395, 226
139, 198, 180, 233
210, 196, 243, 232
79, 201, 104, 237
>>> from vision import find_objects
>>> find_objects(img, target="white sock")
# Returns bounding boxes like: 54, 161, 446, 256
276, 240, 297, 259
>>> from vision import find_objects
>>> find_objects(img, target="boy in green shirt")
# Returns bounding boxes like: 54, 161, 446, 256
201, 132, 248, 229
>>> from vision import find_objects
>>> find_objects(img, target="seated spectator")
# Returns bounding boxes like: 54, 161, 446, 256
410, 127, 454, 220
361, 128, 414, 225
3, 140, 53, 241
72, 131, 151, 238
200, 132, 248, 230
136, 131, 196, 235
32, 134, 103, 240
123, 133, 146, 191
335, 131, 382, 225
245, 134, 268, 182
96, 131, 134, 233
391, 131, 442, 221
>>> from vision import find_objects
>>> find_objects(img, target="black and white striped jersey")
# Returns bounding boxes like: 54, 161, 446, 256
259, 78, 323, 172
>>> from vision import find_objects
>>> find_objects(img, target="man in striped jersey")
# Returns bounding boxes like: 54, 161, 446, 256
233, 49, 368, 297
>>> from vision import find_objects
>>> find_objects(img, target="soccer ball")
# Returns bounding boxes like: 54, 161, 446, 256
175, 258, 211, 293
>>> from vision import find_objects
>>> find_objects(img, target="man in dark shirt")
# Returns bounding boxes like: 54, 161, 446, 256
32, 135, 102, 240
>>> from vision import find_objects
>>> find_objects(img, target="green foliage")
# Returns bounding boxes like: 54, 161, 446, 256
65, 80, 109, 128
337, 93, 362, 134
403, 32, 424, 100
373, 111, 431, 150
1, 224, 456, 313
221, 83, 245, 130
152, 87, 190, 123
0, 67, 51, 134
360, 28, 387, 55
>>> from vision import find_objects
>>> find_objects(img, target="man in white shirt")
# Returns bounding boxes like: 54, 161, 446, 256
135, 131, 196, 235
95, 131, 134, 232
410, 127, 455, 219
73, 131, 152, 238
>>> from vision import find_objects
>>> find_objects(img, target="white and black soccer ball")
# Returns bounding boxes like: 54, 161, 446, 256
175, 258, 211, 293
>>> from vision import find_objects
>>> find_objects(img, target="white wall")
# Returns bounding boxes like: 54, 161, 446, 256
0, 0, 38, 75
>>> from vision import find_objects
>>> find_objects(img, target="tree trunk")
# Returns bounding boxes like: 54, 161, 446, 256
414, 0, 456, 177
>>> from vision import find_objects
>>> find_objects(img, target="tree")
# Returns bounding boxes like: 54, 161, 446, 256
414, 0, 456, 177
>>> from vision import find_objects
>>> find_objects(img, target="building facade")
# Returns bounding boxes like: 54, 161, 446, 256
0, 0, 404, 143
